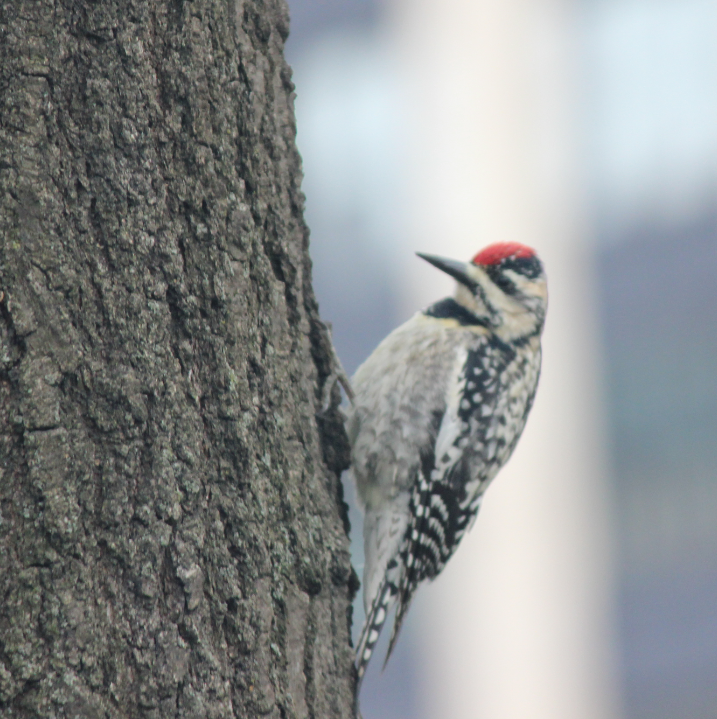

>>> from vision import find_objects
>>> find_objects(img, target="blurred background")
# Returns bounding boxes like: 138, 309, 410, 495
284, 1, 717, 718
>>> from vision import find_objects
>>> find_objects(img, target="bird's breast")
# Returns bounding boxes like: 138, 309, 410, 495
349, 315, 485, 507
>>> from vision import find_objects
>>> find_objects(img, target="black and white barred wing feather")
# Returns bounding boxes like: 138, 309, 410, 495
356, 343, 497, 682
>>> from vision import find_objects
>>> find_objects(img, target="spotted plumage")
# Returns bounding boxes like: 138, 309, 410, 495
347, 243, 548, 690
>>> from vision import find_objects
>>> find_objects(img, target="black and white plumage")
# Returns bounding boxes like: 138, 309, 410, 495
347, 242, 548, 689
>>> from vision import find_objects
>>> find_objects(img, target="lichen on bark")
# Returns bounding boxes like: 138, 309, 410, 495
0, 1, 356, 717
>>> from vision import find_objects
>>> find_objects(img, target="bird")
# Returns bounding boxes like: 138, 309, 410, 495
346, 242, 548, 689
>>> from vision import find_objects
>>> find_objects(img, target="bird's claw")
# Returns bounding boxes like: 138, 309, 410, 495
319, 321, 353, 415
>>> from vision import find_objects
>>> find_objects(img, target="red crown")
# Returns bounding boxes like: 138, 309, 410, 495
472, 242, 535, 266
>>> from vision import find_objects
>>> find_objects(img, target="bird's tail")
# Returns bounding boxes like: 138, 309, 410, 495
383, 583, 416, 670
355, 577, 397, 692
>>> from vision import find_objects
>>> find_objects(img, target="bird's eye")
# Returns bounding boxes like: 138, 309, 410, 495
487, 267, 517, 295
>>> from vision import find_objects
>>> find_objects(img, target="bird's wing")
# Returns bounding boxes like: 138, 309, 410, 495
356, 337, 497, 675
386, 337, 504, 662
381, 345, 480, 663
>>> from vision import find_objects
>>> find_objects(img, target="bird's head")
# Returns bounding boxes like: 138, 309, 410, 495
418, 242, 547, 341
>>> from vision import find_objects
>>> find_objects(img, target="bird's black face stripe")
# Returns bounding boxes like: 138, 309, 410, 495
501, 255, 543, 279
424, 298, 490, 327
485, 266, 517, 295
484, 255, 543, 295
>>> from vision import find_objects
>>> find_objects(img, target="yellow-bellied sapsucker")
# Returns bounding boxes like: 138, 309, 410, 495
347, 243, 548, 687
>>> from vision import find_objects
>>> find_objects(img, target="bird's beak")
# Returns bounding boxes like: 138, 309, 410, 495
416, 253, 478, 291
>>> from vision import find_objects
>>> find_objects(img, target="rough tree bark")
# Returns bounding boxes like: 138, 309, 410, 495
0, 1, 357, 717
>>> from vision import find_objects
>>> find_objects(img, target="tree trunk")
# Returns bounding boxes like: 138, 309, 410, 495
0, 1, 356, 717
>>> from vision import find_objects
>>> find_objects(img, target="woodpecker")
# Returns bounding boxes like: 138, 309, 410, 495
348, 242, 547, 688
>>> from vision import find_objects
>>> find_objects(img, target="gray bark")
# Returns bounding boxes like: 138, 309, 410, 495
0, 1, 357, 717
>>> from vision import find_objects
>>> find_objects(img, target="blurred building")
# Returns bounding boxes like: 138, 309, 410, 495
285, 1, 717, 718
584, 3, 717, 717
